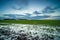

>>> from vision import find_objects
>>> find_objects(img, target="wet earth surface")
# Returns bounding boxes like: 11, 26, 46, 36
0, 24, 60, 40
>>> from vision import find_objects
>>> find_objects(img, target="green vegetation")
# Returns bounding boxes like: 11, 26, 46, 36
0, 20, 60, 26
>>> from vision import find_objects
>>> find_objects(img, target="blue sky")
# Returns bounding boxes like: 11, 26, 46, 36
0, 0, 60, 20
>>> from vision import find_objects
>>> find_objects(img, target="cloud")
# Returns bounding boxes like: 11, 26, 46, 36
42, 16, 60, 20
42, 6, 60, 14
0, 10, 60, 20
52, 16, 60, 20
31, 15, 50, 20
25, 13, 31, 16
4, 14, 16, 18
12, 6, 22, 10
33, 11, 41, 14
3, 14, 32, 20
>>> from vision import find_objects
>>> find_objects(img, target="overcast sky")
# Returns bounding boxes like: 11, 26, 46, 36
0, 0, 60, 20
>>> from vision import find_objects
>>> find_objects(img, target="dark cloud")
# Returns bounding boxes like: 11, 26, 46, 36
4, 14, 16, 19
12, 6, 22, 10
42, 6, 60, 14
52, 16, 60, 20
22, 15, 50, 20
26, 13, 31, 16
4, 14, 25, 17
3, 14, 26, 20
33, 11, 41, 14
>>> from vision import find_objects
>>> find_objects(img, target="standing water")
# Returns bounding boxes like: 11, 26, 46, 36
0, 24, 60, 40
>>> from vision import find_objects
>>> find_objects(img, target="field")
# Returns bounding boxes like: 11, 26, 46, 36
0, 20, 60, 26
0, 20, 60, 40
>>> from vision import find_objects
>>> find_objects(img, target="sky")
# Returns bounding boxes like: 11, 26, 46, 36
0, 0, 60, 20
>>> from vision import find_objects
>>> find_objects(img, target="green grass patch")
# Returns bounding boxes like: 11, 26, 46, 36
0, 20, 60, 26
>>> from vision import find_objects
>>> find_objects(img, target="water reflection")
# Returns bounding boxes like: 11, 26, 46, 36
0, 24, 60, 40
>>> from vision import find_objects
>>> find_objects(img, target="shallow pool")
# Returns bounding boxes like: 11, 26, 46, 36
0, 24, 60, 40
